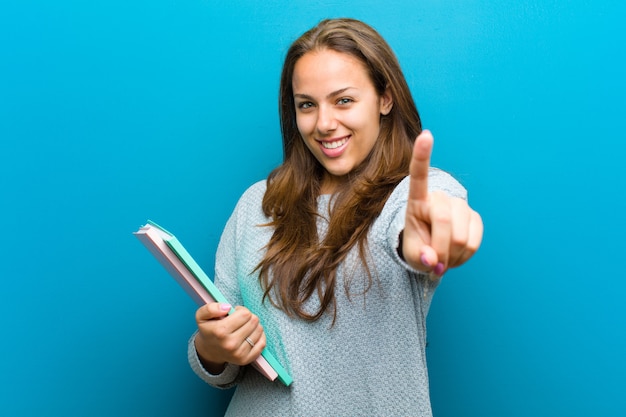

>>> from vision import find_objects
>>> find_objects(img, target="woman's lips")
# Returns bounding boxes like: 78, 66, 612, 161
319, 135, 350, 157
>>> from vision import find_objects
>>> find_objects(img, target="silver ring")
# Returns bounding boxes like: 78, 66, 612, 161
245, 337, 255, 348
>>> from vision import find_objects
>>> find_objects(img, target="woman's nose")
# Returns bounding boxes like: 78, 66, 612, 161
315, 105, 337, 134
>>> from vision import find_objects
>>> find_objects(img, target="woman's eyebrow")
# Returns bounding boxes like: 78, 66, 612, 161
294, 87, 356, 100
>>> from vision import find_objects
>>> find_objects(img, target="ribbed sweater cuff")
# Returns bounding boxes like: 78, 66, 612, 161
188, 331, 242, 389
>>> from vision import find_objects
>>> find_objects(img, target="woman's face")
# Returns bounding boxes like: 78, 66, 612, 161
292, 49, 393, 193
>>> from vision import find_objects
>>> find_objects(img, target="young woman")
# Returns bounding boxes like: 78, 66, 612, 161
188, 18, 483, 416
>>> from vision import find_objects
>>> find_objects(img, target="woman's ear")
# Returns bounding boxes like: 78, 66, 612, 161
380, 86, 394, 115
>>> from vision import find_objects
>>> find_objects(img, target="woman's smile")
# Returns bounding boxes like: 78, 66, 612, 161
318, 135, 350, 156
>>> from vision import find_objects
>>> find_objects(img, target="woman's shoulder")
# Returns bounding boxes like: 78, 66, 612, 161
229, 179, 268, 219
230, 179, 266, 207
395, 168, 467, 198
239, 179, 267, 202
427, 167, 467, 200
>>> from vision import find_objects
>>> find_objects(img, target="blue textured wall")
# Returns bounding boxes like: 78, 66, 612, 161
1, 1, 624, 416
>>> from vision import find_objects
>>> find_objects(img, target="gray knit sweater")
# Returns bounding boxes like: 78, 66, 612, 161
188, 169, 467, 416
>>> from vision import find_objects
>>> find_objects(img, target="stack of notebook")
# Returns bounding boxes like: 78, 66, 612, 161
134, 220, 292, 386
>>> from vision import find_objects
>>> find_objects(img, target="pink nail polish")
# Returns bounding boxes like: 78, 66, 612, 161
220, 303, 232, 311
420, 254, 431, 267
434, 263, 445, 276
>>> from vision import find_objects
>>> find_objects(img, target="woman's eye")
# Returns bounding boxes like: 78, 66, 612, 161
337, 98, 353, 105
297, 102, 313, 110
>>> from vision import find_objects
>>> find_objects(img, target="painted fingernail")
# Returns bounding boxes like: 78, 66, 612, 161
434, 263, 445, 276
220, 303, 232, 311
420, 254, 431, 267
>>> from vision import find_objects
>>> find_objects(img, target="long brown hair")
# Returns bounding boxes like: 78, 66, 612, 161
256, 18, 422, 322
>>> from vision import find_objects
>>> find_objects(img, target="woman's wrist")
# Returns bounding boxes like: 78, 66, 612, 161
194, 335, 227, 375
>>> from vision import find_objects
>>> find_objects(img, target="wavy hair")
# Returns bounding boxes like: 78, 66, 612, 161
256, 18, 422, 323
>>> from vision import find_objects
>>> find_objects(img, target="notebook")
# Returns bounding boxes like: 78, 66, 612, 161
134, 221, 292, 386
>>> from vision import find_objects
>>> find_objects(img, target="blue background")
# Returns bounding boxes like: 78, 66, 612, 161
1, 1, 624, 416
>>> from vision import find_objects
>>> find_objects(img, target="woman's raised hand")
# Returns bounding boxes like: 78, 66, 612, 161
401, 130, 483, 276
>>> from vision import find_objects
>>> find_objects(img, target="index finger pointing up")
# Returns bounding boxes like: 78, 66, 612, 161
409, 130, 434, 201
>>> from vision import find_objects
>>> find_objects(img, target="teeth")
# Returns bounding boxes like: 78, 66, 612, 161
322, 138, 348, 149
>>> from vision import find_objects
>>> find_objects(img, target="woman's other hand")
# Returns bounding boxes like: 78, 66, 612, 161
194, 303, 267, 374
